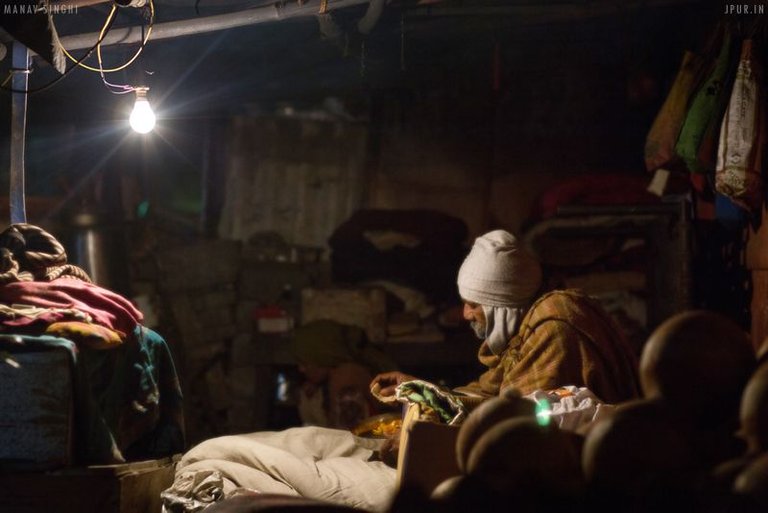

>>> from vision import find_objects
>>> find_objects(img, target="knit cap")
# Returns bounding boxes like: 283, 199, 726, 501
457, 230, 542, 308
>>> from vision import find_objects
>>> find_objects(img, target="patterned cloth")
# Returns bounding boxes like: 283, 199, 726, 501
0, 303, 92, 325
394, 379, 466, 425
456, 290, 641, 404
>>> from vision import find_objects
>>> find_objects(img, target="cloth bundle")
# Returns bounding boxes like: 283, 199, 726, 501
0, 224, 143, 340
0, 223, 92, 284
0, 224, 184, 465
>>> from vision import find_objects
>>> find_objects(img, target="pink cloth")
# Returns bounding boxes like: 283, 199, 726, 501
0, 277, 143, 336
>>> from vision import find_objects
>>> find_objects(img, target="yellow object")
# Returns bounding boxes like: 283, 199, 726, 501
45, 321, 123, 349
352, 414, 402, 437
371, 419, 402, 437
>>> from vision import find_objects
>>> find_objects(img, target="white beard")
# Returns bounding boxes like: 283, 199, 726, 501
470, 320, 486, 340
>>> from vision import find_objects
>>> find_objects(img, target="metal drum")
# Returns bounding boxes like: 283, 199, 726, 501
66, 211, 129, 294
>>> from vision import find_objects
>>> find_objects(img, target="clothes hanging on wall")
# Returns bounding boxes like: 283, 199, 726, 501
674, 27, 739, 175
644, 51, 708, 172
715, 39, 764, 213
646, 23, 768, 221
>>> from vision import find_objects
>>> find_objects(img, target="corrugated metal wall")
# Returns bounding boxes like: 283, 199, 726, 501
219, 116, 367, 249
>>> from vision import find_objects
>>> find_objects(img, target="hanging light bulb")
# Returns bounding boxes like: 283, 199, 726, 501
129, 87, 156, 134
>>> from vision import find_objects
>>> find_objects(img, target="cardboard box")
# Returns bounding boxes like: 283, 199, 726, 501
396, 403, 460, 495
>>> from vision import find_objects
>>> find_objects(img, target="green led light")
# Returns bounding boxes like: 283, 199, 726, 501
535, 398, 552, 427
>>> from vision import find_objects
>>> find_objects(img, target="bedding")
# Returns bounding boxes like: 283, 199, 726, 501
162, 427, 396, 513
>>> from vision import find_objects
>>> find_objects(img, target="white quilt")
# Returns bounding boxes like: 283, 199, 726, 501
162, 427, 396, 512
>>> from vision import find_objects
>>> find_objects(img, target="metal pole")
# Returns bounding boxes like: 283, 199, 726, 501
57, 0, 373, 51
52, 0, 112, 7
10, 42, 30, 225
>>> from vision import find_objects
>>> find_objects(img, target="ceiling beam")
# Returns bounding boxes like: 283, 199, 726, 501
57, 0, 373, 52
51, 0, 113, 7
407, 0, 704, 23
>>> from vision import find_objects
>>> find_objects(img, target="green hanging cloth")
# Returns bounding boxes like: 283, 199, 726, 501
644, 50, 708, 172
675, 29, 738, 174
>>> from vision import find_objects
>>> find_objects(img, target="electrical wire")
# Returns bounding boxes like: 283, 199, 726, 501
95, 0, 154, 74
58, 0, 154, 73
95, 1, 154, 94
1, 73, 13, 88
0, 7, 119, 95
55, 3, 116, 72
97, 8, 139, 94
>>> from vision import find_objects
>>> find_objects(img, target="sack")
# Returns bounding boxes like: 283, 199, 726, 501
644, 51, 708, 172
675, 29, 738, 173
715, 39, 764, 212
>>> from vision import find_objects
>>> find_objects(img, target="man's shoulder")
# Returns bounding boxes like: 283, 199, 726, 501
522, 288, 604, 327
529, 288, 595, 310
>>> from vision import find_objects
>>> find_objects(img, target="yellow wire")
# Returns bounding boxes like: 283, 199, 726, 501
97, 0, 154, 73
59, 5, 117, 71
58, 0, 155, 74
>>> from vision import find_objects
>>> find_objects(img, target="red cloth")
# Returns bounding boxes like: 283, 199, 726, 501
0, 278, 143, 336
529, 174, 659, 222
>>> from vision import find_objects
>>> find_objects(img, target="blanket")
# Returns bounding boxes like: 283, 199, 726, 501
163, 427, 396, 513
0, 278, 143, 337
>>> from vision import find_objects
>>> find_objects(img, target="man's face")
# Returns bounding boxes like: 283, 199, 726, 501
463, 301, 486, 340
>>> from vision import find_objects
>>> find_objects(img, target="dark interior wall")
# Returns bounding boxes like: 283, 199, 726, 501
364, 4, 715, 235
0, 2, 716, 241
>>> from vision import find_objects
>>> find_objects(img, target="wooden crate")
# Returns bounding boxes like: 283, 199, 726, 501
0, 457, 177, 513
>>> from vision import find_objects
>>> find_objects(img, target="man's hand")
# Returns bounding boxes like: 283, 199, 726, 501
370, 371, 418, 397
